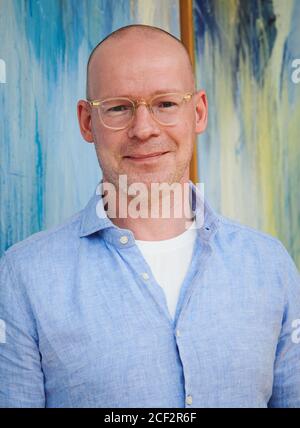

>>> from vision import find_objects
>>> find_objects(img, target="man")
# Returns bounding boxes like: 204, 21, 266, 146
0, 24, 300, 408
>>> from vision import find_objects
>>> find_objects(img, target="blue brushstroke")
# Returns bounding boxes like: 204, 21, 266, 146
19, 0, 66, 83
234, 0, 277, 86
194, 0, 222, 54
194, 0, 277, 87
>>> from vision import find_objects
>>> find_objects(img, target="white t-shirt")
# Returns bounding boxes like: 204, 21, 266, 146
135, 221, 197, 320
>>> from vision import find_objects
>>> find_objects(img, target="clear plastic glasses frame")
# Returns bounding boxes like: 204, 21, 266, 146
87, 92, 194, 130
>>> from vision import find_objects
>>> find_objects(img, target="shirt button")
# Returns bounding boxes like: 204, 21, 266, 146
176, 329, 181, 337
186, 395, 193, 405
120, 235, 129, 245
141, 272, 149, 280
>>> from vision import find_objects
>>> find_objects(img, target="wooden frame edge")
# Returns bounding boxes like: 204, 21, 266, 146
179, 0, 198, 183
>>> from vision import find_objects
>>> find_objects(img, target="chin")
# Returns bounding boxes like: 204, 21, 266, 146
128, 171, 177, 187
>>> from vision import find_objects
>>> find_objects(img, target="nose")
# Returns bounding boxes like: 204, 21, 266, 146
127, 103, 161, 141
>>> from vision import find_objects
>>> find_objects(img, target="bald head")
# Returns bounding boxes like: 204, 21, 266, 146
86, 24, 195, 100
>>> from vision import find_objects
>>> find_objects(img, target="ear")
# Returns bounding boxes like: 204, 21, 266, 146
77, 100, 94, 143
194, 90, 208, 134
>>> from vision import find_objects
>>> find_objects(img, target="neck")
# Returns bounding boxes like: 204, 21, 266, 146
102, 180, 194, 241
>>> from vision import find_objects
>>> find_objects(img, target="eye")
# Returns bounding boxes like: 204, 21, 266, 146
157, 101, 177, 109
153, 96, 181, 110
108, 104, 131, 112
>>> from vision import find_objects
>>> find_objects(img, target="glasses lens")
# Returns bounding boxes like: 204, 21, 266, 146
151, 94, 184, 125
99, 98, 134, 128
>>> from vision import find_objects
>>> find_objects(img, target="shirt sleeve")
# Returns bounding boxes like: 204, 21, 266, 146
268, 243, 300, 408
0, 253, 45, 408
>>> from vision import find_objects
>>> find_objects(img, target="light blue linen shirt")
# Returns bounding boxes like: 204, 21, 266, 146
0, 181, 300, 408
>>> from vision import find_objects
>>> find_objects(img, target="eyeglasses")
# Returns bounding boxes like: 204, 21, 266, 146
87, 92, 194, 130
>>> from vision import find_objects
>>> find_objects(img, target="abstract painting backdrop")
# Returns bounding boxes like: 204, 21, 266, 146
194, 0, 300, 268
0, 0, 179, 255
1, 0, 299, 269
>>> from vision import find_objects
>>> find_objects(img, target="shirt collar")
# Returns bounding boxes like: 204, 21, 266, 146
79, 179, 220, 243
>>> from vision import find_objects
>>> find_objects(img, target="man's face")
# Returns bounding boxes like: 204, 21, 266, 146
79, 34, 207, 190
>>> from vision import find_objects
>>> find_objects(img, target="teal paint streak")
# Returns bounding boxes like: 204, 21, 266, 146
21, 0, 67, 83
34, 104, 44, 232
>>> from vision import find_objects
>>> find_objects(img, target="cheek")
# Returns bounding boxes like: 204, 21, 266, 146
175, 108, 196, 137
93, 126, 120, 160
97, 142, 119, 166
91, 117, 127, 172
172, 121, 195, 150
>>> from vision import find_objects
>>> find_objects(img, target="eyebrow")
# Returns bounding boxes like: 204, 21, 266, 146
97, 89, 186, 100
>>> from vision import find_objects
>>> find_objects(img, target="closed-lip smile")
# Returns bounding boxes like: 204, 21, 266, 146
124, 151, 169, 160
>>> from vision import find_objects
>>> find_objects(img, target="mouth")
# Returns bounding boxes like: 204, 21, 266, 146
124, 151, 170, 162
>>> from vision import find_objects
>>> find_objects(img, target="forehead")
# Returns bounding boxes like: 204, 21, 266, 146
89, 34, 193, 98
